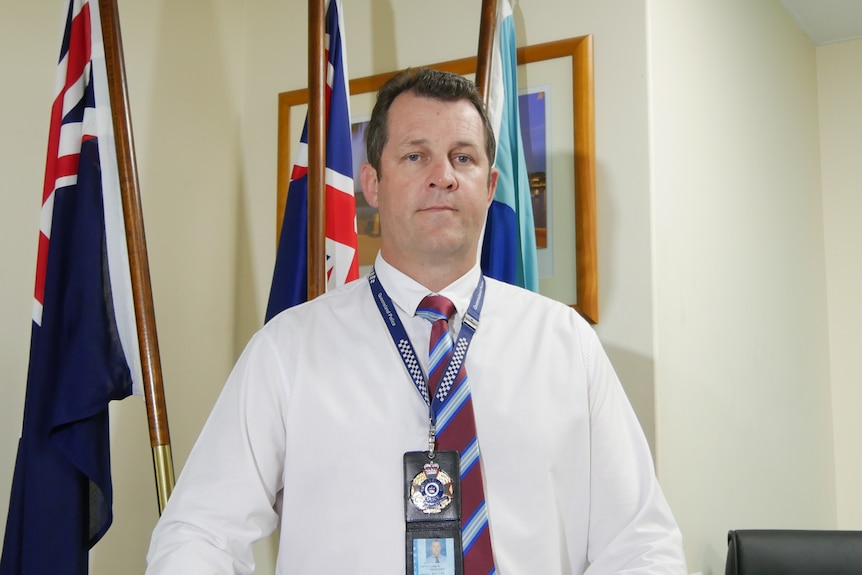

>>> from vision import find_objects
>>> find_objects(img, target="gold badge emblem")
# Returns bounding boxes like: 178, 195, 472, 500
409, 461, 455, 514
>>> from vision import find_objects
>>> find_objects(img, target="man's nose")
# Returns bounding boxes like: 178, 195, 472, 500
427, 157, 456, 190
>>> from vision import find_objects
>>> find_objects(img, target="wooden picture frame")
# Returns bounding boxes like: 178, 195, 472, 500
276, 35, 597, 323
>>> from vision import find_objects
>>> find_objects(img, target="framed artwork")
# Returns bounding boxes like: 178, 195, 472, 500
277, 35, 597, 323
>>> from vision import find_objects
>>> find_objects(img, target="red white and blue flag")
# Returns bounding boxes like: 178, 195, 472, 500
265, 0, 359, 321
1, 0, 143, 572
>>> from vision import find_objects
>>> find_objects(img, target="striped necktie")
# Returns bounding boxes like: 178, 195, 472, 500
416, 295, 496, 575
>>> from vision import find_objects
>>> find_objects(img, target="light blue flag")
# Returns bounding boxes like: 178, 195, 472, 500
480, 0, 539, 291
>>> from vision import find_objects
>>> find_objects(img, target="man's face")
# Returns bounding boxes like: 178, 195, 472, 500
430, 540, 442, 556
361, 92, 498, 275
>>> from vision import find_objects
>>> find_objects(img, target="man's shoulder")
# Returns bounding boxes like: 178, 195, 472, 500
263, 276, 372, 326
482, 276, 594, 331
483, 276, 575, 311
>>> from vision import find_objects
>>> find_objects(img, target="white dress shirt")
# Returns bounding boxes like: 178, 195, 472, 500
146, 255, 686, 574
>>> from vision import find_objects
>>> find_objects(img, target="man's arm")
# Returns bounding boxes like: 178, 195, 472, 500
582, 332, 687, 573
146, 328, 290, 574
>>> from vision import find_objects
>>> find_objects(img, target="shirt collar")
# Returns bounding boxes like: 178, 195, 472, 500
373, 253, 482, 320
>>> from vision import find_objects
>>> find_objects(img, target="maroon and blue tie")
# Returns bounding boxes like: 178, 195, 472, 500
417, 295, 496, 575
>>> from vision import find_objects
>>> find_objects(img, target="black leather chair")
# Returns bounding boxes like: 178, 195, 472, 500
726, 529, 862, 574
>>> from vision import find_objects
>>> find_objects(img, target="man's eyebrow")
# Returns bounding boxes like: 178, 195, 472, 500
451, 140, 481, 151
396, 137, 430, 149
396, 137, 481, 148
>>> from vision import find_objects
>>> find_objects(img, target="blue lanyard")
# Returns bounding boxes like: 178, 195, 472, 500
369, 267, 485, 429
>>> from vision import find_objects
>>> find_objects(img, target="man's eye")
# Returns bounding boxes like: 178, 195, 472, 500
405, 153, 421, 162
454, 155, 472, 164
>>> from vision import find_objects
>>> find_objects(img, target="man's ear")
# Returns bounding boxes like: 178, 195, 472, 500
486, 167, 499, 206
360, 163, 379, 208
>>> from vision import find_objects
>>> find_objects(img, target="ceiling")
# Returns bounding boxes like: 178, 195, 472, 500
781, 0, 862, 45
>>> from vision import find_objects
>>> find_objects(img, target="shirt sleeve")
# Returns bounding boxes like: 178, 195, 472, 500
146, 327, 290, 574
582, 330, 688, 574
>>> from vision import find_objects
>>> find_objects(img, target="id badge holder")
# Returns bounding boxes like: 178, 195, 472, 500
404, 450, 464, 575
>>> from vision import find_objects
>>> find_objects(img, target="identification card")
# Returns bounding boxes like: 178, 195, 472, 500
404, 451, 464, 575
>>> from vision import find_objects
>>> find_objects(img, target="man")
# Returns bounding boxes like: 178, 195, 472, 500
146, 68, 686, 574
420, 538, 454, 575
425, 539, 446, 564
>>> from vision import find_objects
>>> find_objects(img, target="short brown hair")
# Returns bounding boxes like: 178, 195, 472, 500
365, 68, 496, 176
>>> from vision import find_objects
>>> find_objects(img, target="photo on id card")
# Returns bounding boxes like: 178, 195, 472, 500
412, 536, 456, 575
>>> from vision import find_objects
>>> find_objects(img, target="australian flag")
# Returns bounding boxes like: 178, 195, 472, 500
265, 0, 359, 322
1, 1, 143, 573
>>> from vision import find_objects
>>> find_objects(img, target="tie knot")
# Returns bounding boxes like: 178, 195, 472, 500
417, 295, 455, 323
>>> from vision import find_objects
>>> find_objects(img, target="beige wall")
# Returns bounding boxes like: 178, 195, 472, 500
96, 1, 248, 571
648, 0, 837, 572
1, 0, 858, 573
817, 37, 862, 530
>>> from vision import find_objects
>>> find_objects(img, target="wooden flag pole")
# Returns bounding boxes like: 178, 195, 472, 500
98, 0, 176, 514
475, 0, 498, 101
308, 0, 327, 300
